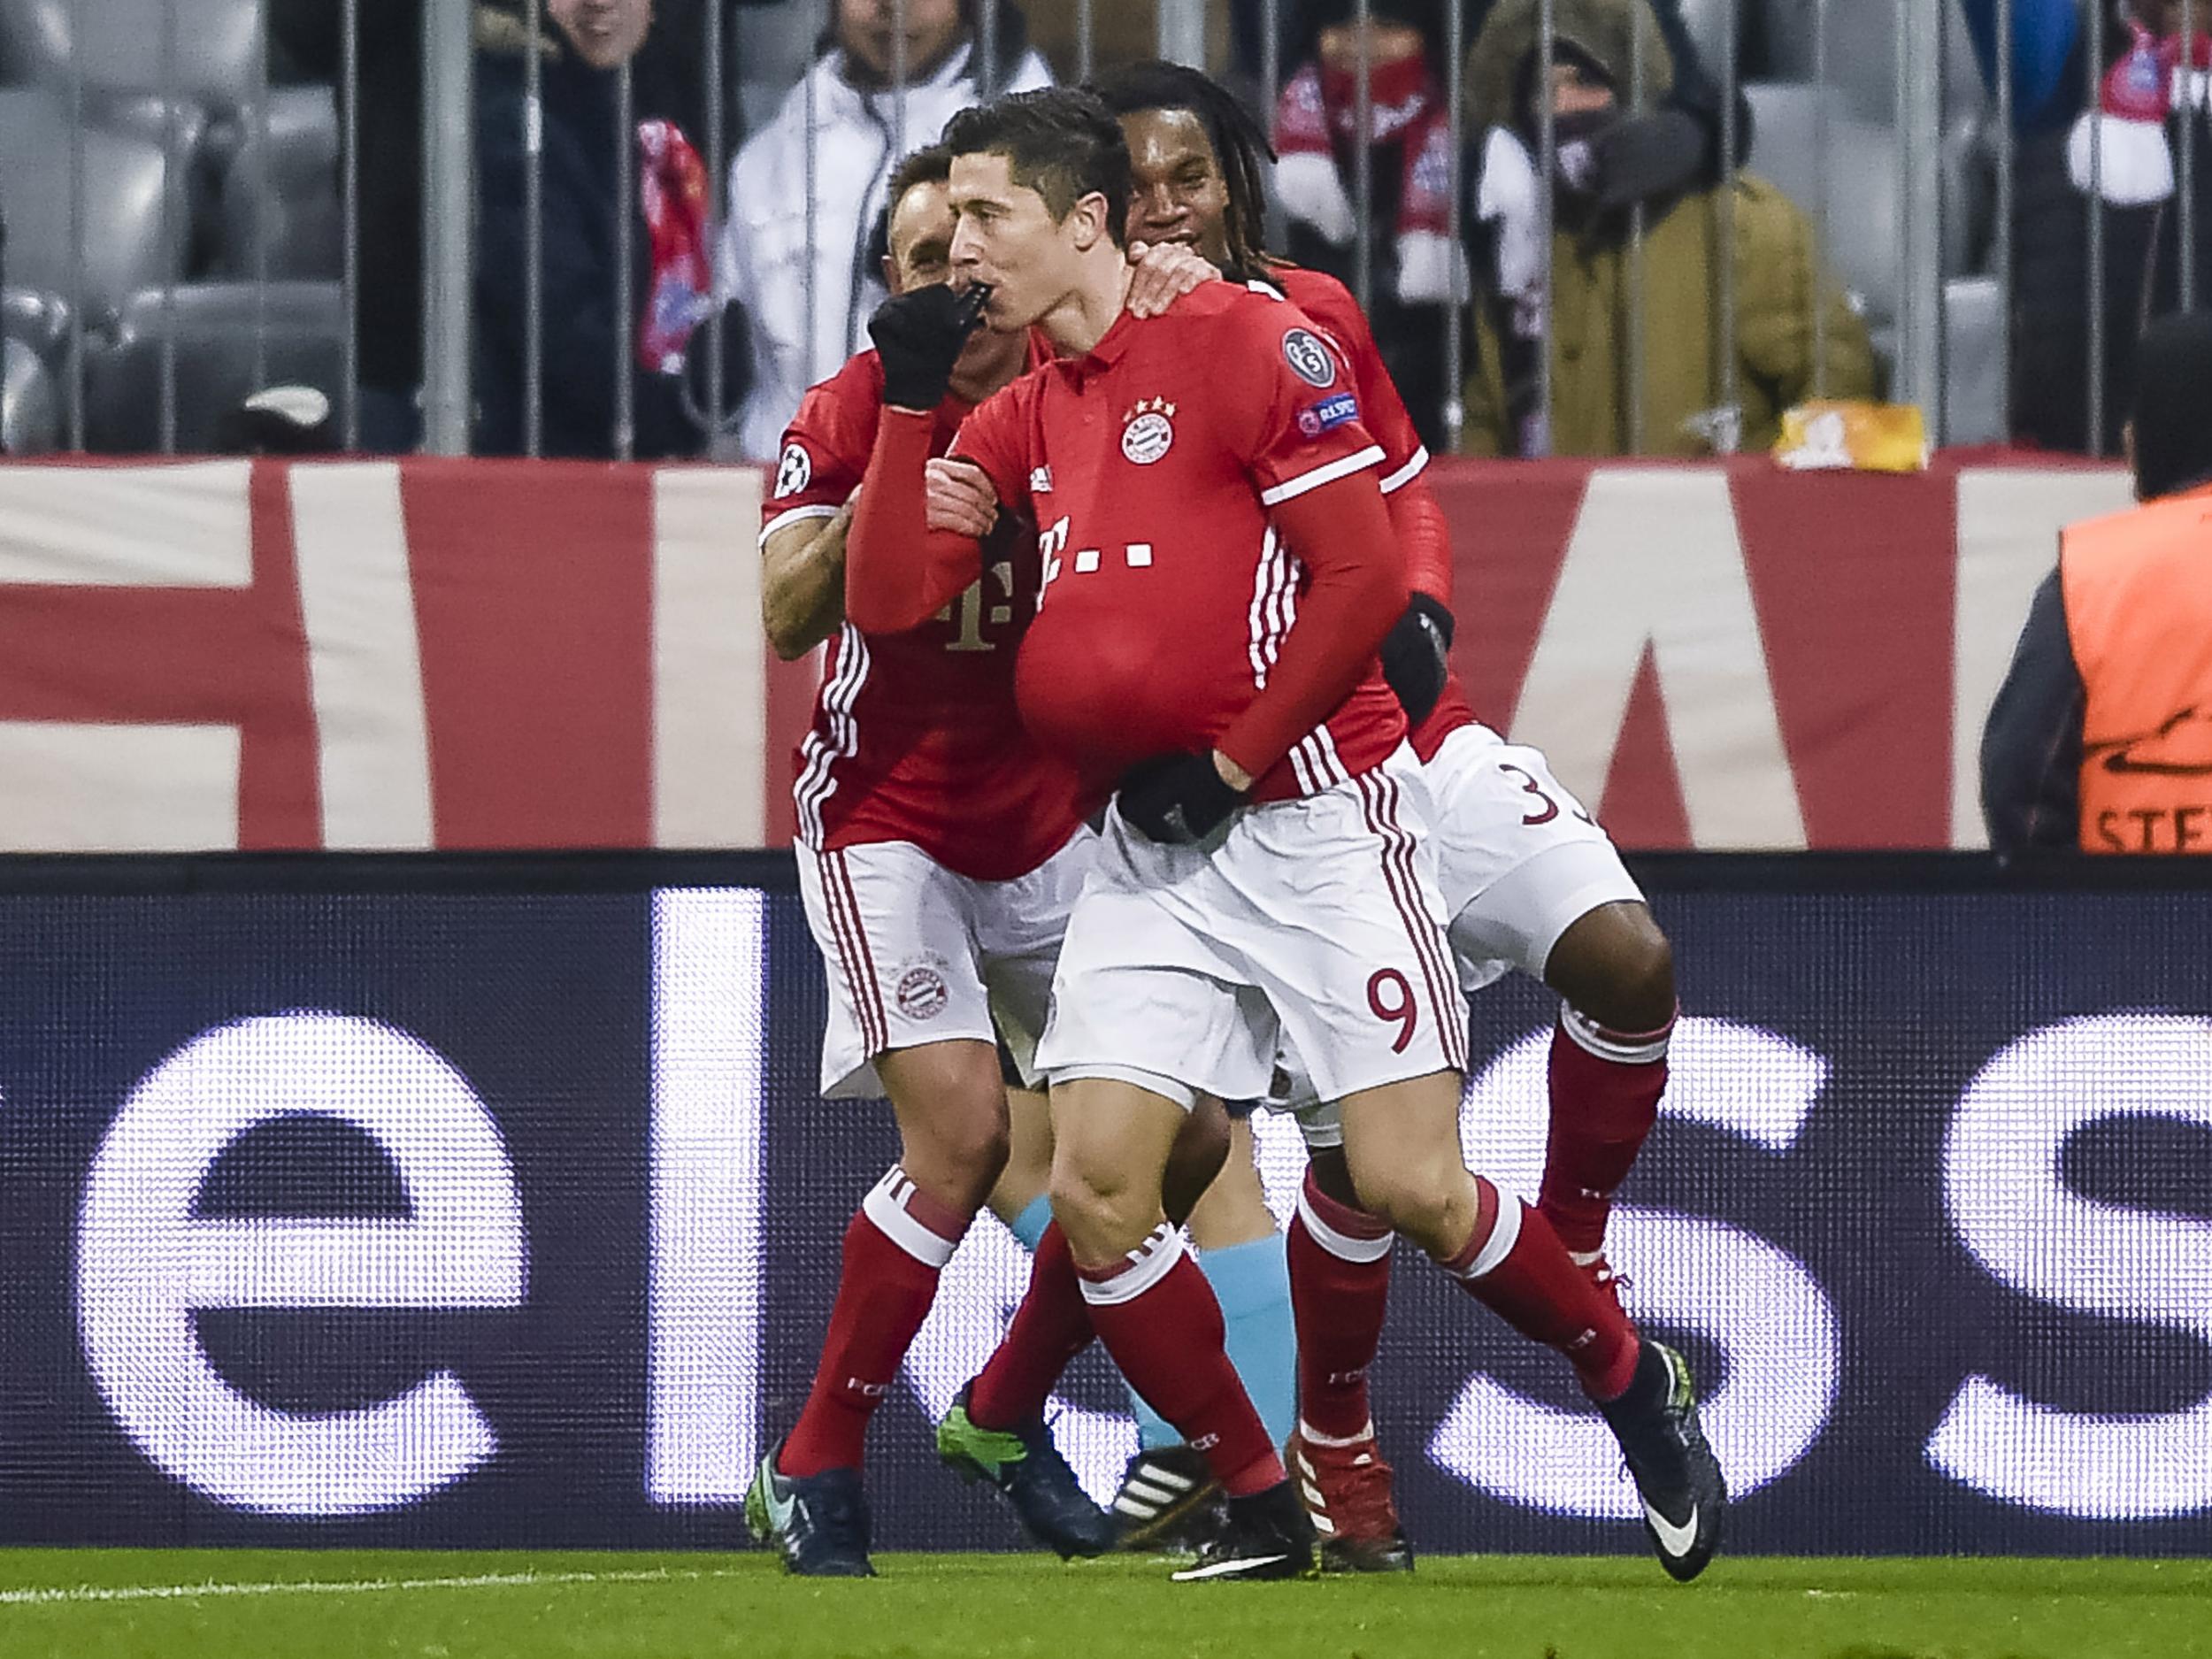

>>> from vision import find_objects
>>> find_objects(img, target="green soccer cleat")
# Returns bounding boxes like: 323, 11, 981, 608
937, 1386, 1118, 1560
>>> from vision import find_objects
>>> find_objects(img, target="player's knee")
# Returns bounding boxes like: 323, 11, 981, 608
1556, 907, 1676, 1033
1162, 1102, 1232, 1224
1350, 1160, 1473, 1258
1048, 1159, 1156, 1258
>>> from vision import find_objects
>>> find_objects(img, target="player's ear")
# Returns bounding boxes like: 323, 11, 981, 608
1071, 190, 1110, 254
882, 254, 901, 294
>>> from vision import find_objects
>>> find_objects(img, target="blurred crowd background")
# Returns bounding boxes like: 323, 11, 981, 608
0, 0, 2203, 465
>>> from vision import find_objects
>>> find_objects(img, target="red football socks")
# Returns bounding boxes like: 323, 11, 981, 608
1539, 1005, 1674, 1259
1286, 1169, 1394, 1442
1078, 1225, 1286, 1497
1438, 1175, 1641, 1402
778, 1167, 968, 1479
967, 1222, 1096, 1430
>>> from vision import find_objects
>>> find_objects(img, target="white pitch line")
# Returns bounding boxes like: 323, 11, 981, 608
0, 1564, 749, 1608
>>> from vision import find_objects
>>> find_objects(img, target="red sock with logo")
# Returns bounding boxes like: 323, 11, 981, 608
1286, 1169, 1394, 1441
1079, 1225, 1286, 1496
968, 1221, 1096, 1429
779, 1167, 967, 1478
1438, 1175, 1641, 1402
1539, 1006, 1674, 1258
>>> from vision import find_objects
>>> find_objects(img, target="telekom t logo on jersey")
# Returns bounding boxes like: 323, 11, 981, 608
1035, 515, 1156, 607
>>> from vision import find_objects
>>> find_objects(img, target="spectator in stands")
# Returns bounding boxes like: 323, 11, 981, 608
1982, 311, 2212, 856
273, 0, 765, 453
474, 0, 744, 457
2009, 0, 2212, 457
1272, 0, 1463, 451
718, 0, 1052, 461
1458, 0, 1874, 457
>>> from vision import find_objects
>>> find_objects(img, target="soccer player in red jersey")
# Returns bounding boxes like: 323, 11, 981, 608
848, 87, 1716, 1582
1081, 61, 1715, 1580
749, 143, 1218, 1578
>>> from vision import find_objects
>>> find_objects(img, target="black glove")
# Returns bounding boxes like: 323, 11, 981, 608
1379, 593, 1455, 726
868, 283, 989, 411
1116, 751, 1247, 845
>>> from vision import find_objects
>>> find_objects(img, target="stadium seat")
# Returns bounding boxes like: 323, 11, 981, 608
0, 87, 195, 319
83, 279, 342, 453
1942, 274, 2006, 444
1756, 0, 1990, 123
216, 85, 341, 280
1745, 81, 1987, 334
1, 288, 73, 453
0, 0, 265, 102
1, 335, 61, 452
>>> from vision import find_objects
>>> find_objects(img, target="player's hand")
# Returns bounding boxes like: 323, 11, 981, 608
1126, 240, 1221, 319
1379, 593, 1455, 726
925, 458, 999, 538
1116, 749, 1248, 845
868, 282, 988, 412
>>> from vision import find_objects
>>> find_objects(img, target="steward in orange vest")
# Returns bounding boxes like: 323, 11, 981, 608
1983, 312, 2212, 855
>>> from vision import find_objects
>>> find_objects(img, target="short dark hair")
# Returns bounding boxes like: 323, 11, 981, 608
873, 143, 956, 273
1091, 60, 1278, 279
2131, 311, 2212, 500
942, 88, 1133, 249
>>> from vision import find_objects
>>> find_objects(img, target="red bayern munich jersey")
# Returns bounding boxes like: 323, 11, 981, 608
950, 281, 1408, 802
1261, 265, 1477, 761
763, 348, 1088, 882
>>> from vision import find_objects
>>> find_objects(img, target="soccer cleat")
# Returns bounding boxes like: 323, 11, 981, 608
1288, 1425, 1414, 1574
937, 1386, 1118, 1559
1169, 1479, 1317, 1582
1110, 1444, 1224, 1553
744, 1440, 875, 1578
1599, 1340, 1726, 1582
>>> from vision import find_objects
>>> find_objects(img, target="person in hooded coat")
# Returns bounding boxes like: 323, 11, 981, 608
1458, 0, 1874, 457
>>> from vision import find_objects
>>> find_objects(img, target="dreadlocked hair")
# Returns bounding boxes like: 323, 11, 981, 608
1090, 60, 1279, 280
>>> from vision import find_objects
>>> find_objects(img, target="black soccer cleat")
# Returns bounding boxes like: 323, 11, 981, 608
937, 1386, 1118, 1559
1169, 1479, 1317, 1582
1599, 1340, 1727, 1582
1110, 1444, 1225, 1553
744, 1440, 875, 1578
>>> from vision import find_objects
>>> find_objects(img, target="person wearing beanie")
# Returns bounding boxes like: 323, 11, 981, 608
1458, 0, 1873, 457
1983, 311, 2212, 855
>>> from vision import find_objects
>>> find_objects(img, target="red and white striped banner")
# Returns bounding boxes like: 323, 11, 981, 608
0, 455, 2129, 853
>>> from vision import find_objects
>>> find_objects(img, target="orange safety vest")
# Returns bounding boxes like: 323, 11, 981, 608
2059, 483, 2212, 853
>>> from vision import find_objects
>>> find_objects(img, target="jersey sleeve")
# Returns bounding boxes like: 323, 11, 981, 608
1294, 273, 1431, 496
1214, 300, 1387, 509
949, 376, 1036, 524
759, 368, 872, 545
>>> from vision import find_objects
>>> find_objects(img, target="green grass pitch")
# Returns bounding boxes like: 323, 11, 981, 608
1, 1552, 2206, 1659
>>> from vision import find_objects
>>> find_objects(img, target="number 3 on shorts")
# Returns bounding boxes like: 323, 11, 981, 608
1499, 762, 1594, 827
1367, 968, 1417, 1054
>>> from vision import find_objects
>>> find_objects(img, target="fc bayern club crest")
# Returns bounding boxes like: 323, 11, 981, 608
1121, 397, 1176, 465
1282, 327, 1337, 388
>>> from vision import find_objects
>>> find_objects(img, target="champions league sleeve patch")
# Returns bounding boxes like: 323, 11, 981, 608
774, 442, 812, 498
1296, 391, 1361, 438
1281, 327, 1338, 388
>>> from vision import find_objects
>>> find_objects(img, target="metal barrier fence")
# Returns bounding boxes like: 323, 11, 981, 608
0, 0, 2206, 462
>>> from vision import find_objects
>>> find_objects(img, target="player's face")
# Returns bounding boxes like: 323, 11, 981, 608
836, 0, 964, 83
548, 0, 652, 69
1120, 108, 1233, 269
948, 150, 1088, 330
886, 179, 956, 295
887, 176, 1006, 377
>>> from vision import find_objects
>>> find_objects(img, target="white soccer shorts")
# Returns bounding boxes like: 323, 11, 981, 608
1275, 723, 1647, 1143
796, 828, 1096, 1098
1035, 745, 1470, 1110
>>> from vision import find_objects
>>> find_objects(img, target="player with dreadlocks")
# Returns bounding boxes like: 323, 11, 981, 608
1074, 60, 1719, 1584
